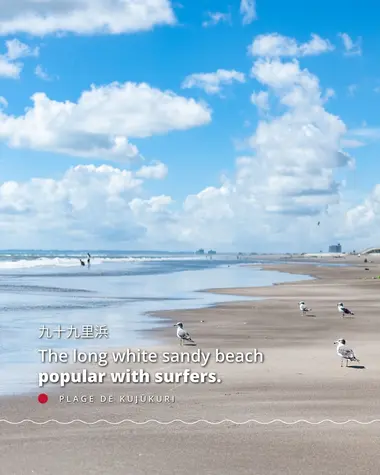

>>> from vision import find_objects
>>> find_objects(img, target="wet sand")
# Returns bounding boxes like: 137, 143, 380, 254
1, 255, 380, 474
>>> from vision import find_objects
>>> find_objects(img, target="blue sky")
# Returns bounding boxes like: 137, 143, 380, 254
0, 0, 379, 252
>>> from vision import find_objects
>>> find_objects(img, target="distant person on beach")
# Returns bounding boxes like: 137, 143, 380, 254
79, 259, 85, 267
87, 253, 91, 267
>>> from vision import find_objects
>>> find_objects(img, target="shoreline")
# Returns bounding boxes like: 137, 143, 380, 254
134, 264, 318, 353
142, 256, 364, 344
0, 260, 312, 399
1, 255, 377, 402
0, 256, 374, 401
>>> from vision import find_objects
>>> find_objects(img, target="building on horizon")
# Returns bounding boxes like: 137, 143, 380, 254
329, 243, 342, 253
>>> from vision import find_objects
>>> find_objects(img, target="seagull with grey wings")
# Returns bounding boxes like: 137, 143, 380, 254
299, 301, 312, 316
174, 322, 195, 346
334, 338, 360, 367
337, 302, 355, 317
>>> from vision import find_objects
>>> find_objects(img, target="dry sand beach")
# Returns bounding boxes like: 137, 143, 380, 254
1, 256, 380, 474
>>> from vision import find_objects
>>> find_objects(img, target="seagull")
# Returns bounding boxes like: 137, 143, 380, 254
299, 301, 312, 316
334, 338, 360, 367
173, 322, 195, 346
337, 302, 354, 317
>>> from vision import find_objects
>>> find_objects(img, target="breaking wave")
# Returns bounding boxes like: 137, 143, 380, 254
0, 255, 203, 270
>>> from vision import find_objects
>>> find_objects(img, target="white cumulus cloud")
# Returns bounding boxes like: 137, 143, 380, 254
0, 164, 175, 248
136, 161, 168, 180
0, 0, 176, 36
130, 195, 173, 214
249, 33, 334, 58
182, 69, 246, 95
0, 55, 20, 78
245, 56, 352, 215
5, 38, 39, 59
251, 91, 269, 111
0, 81, 212, 161
0, 38, 38, 78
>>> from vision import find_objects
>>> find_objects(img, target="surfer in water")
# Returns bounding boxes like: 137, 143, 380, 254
87, 253, 91, 267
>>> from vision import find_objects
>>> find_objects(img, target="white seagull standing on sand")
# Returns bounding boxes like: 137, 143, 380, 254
299, 301, 312, 316
334, 338, 360, 367
337, 302, 355, 317
174, 322, 195, 346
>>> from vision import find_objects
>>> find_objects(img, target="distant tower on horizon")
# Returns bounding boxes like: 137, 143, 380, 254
329, 243, 342, 253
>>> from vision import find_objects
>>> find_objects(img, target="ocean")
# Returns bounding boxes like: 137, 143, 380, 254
0, 250, 314, 395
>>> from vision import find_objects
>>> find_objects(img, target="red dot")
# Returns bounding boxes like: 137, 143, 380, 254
38, 393, 48, 404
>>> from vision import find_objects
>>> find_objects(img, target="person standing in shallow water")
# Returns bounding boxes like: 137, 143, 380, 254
87, 253, 91, 268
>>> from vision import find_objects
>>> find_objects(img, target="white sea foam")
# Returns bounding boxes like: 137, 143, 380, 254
0, 256, 203, 270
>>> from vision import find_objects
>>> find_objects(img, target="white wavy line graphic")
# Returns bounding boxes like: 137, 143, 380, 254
1, 419, 380, 425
